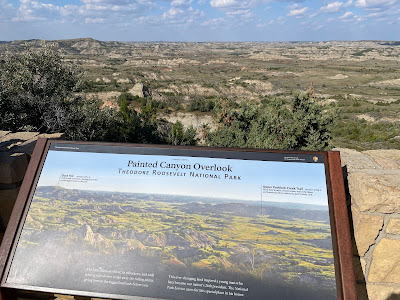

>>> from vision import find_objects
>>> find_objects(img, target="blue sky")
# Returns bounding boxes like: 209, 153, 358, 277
0, 0, 399, 41
36, 150, 328, 205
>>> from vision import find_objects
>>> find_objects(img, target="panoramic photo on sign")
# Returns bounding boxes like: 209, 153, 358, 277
6, 144, 336, 299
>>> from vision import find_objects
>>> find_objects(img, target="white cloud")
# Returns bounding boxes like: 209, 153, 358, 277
79, 0, 157, 15
287, 3, 301, 10
85, 17, 104, 23
12, 0, 60, 22
1, 0, 398, 41
288, 6, 308, 16
365, 7, 400, 19
226, 9, 253, 18
245, 0, 271, 7
84, 4, 108, 12
171, 0, 185, 6
80, 0, 157, 22
320, 1, 343, 12
208, 0, 271, 24
227, 9, 250, 15
210, 0, 271, 9
210, 0, 237, 8
339, 12, 367, 22
162, 7, 184, 19
339, 11, 354, 18
152, 6, 204, 26
263, 15, 284, 25
355, 0, 396, 8
9, 0, 158, 25
344, 0, 353, 7
0, 0, 16, 22
171, 0, 192, 7
201, 17, 226, 29
59, 4, 80, 18
367, 11, 384, 16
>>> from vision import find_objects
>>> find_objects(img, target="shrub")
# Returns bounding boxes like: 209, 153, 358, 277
206, 93, 335, 151
0, 42, 168, 144
332, 120, 400, 144
168, 121, 197, 146
0, 41, 83, 132
65, 98, 123, 142
187, 98, 215, 112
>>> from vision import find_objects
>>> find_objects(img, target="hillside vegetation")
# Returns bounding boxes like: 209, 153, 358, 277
1, 39, 399, 150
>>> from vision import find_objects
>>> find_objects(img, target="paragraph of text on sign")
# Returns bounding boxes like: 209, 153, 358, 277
167, 275, 249, 297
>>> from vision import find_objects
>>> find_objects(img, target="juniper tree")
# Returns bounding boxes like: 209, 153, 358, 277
0, 41, 83, 132
206, 93, 335, 151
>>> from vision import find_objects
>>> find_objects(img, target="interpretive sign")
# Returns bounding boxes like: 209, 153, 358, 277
0, 139, 356, 300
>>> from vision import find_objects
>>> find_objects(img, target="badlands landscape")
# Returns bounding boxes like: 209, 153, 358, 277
1, 39, 399, 149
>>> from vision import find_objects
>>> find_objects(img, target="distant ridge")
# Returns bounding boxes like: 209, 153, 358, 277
1, 38, 399, 56
35, 186, 330, 222
36, 185, 327, 209
0, 38, 130, 56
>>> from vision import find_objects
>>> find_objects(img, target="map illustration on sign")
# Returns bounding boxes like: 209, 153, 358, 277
6, 144, 336, 299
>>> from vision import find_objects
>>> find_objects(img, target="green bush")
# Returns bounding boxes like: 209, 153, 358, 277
168, 121, 197, 146
118, 92, 142, 104
333, 120, 400, 144
206, 93, 335, 151
65, 98, 123, 142
0, 41, 83, 132
0, 42, 167, 144
375, 101, 390, 106
187, 98, 215, 112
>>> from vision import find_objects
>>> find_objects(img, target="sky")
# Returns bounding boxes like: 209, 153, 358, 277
0, 0, 399, 41
35, 150, 329, 205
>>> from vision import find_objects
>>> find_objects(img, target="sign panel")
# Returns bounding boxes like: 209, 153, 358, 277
2, 142, 340, 299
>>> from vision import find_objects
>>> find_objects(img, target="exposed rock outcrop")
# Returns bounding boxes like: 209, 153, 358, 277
129, 83, 150, 98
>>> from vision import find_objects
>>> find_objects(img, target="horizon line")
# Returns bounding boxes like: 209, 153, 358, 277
36, 185, 328, 209
1, 38, 399, 43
